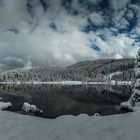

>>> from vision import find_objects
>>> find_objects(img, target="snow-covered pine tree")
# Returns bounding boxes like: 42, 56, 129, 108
121, 49, 140, 110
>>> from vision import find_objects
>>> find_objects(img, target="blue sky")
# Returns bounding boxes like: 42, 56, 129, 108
0, 0, 139, 71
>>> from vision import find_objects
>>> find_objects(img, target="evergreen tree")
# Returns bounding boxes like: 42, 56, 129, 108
121, 49, 140, 110
129, 49, 140, 107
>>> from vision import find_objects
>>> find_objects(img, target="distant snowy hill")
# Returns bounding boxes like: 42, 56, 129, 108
0, 58, 135, 82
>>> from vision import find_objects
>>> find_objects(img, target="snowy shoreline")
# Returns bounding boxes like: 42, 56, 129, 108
0, 100, 137, 140
0, 109, 138, 140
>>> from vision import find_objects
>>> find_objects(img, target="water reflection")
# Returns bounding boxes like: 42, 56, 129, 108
0, 84, 132, 118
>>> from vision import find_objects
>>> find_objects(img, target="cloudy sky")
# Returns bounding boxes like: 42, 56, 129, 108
0, 0, 139, 71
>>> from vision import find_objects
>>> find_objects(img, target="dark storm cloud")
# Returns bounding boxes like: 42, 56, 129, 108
0, 0, 139, 72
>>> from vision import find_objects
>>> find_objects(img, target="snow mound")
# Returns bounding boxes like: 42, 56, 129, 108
120, 101, 133, 110
121, 88, 140, 111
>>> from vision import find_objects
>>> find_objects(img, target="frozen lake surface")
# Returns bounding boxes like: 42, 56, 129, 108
0, 84, 132, 118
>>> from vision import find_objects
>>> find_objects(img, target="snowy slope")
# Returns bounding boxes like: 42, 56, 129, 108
0, 58, 135, 82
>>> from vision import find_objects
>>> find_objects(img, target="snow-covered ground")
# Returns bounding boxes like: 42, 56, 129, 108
0, 106, 139, 140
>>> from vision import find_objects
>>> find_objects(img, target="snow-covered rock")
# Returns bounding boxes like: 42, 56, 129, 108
22, 102, 44, 116
0, 102, 12, 110
93, 113, 100, 116
30, 105, 37, 112
22, 102, 37, 113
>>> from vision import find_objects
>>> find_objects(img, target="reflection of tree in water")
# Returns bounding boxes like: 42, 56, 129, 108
110, 85, 132, 96
0, 84, 132, 104
0, 84, 133, 118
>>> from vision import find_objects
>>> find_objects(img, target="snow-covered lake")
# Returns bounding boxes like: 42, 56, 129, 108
0, 84, 132, 118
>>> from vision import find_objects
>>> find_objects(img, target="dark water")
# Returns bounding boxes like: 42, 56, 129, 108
0, 84, 132, 118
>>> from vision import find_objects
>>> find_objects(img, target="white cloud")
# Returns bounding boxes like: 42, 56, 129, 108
89, 12, 105, 26
24, 60, 33, 69
0, 0, 139, 71
110, 0, 130, 11
115, 54, 124, 59
89, 31, 138, 58
88, 0, 102, 5
126, 9, 134, 19
0, 0, 28, 30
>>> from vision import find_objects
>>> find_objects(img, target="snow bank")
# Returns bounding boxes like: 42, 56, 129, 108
120, 101, 134, 111
0, 102, 12, 110
121, 88, 140, 111
0, 109, 140, 140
